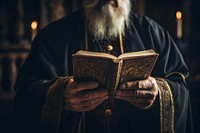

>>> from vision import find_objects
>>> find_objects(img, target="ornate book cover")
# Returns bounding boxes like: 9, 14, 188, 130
72, 49, 159, 109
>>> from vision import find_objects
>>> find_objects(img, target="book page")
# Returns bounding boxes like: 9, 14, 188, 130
118, 49, 157, 59
74, 50, 117, 59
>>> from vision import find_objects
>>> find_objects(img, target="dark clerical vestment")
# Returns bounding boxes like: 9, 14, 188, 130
14, 10, 193, 133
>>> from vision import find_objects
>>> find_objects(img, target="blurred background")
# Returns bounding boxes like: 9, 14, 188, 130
0, 0, 199, 132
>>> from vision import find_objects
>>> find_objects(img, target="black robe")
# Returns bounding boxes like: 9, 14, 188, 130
14, 10, 193, 133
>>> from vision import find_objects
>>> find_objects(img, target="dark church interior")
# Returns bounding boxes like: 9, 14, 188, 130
0, 0, 200, 132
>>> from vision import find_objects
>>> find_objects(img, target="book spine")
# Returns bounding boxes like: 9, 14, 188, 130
106, 59, 123, 110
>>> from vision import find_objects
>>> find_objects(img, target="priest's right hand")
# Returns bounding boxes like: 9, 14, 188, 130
63, 78, 108, 112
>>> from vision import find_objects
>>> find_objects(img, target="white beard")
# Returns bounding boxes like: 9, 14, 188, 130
83, 0, 131, 40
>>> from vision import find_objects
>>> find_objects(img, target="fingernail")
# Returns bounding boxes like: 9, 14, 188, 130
139, 83, 143, 88
116, 90, 121, 96
69, 78, 74, 83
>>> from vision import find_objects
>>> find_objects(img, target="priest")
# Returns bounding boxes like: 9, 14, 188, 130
14, 0, 193, 133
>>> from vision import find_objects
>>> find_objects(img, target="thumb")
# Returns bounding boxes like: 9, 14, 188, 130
65, 77, 74, 90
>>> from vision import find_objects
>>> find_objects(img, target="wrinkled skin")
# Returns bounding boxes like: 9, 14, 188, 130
64, 76, 158, 112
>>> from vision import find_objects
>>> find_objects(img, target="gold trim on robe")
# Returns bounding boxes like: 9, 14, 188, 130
41, 77, 71, 133
165, 72, 186, 81
41, 76, 176, 133
156, 78, 174, 133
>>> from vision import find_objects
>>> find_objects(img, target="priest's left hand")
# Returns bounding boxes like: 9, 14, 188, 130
115, 76, 159, 110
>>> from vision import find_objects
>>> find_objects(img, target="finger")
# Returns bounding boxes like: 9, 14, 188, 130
116, 89, 156, 100
64, 89, 108, 104
70, 81, 99, 92
78, 89, 108, 102
120, 81, 139, 90
67, 78, 74, 86
64, 78, 74, 98
120, 77, 156, 90
137, 78, 155, 89
80, 95, 108, 106
64, 78, 74, 93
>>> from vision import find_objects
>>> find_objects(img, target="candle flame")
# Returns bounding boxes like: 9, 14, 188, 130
176, 11, 182, 20
31, 21, 38, 30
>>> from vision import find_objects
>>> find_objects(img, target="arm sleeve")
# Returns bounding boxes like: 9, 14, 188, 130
148, 20, 193, 133
14, 30, 67, 133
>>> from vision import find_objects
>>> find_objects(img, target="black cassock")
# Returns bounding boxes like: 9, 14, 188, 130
14, 10, 193, 133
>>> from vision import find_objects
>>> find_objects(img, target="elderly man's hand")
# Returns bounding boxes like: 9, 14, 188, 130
115, 76, 159, 110
63, 78, 108, 112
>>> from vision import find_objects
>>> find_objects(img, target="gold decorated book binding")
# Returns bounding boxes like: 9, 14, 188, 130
72, 49, 159, 110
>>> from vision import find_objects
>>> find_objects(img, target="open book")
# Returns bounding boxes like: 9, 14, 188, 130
72, 49, 159, 109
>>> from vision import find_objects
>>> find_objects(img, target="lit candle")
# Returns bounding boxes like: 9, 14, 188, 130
176, 11, 182, 39
31, 20, 38, 41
